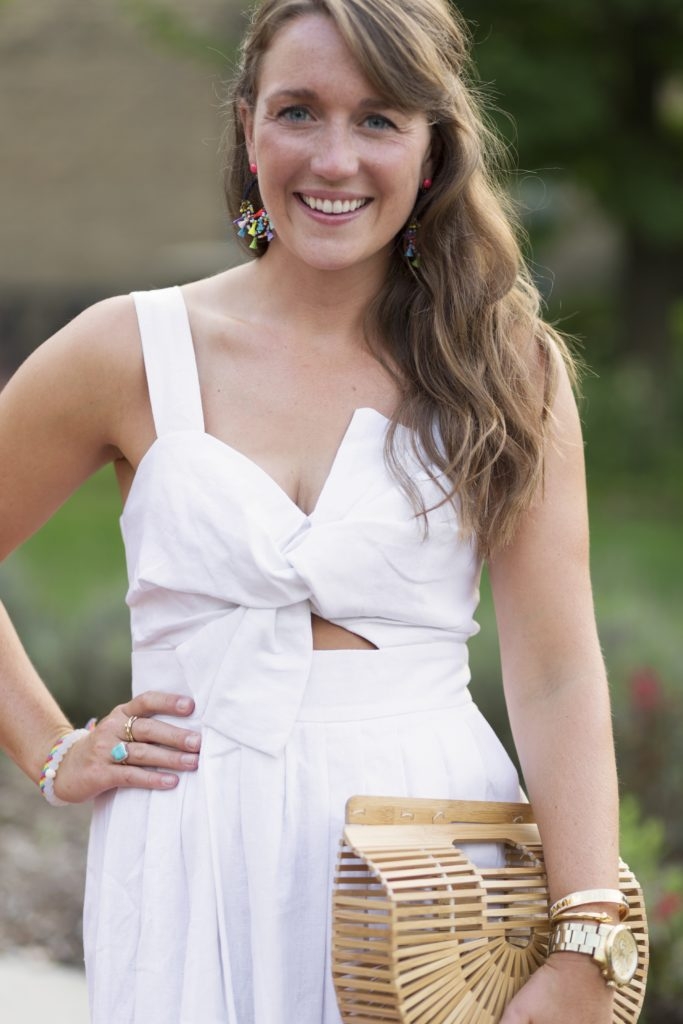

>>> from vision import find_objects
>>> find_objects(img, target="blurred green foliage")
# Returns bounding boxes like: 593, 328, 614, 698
120, 0, 234, 67
455, 0, 683, 365
621, 796, 683, 1019
457, 0, 683, 235
0, 471, 129, 722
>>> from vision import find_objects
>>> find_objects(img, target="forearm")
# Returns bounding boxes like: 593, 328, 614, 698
506, 660, 620, 904
0, 600, 72, 782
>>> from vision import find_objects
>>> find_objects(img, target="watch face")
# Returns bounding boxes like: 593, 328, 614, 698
606, 925, 639, 986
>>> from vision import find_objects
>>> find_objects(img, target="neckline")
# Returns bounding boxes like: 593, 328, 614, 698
121, 406, 390, 522
128, 286, 393, 519
204, 405, 389, 518
174, 286, 393, 518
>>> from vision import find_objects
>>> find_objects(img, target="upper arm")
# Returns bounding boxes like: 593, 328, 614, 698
487, 348, 602, 701
0, 295, 148, 561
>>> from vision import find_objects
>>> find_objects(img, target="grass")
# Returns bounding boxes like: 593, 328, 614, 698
1, 467, 127, 617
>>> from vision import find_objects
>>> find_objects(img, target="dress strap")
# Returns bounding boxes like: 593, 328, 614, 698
131, 286, 205, 437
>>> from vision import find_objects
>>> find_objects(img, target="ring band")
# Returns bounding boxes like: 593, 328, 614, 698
124, 715, 139, 744
111, 741, 129, 764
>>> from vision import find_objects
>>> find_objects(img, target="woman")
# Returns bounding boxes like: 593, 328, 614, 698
0, 0, 624, 1022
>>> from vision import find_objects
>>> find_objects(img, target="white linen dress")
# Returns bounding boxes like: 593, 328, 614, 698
83, 286, 520, 1024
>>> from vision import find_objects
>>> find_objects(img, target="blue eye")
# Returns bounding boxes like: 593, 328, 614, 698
280, 106, 311, 123
364, 114, 394, 130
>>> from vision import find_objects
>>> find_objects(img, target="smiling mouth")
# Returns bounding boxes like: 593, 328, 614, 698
298, 194, 370, 215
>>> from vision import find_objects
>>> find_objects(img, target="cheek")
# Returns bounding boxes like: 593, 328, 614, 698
382, 157, 422, 212
381, 139, 428, 188
254, 131, 304, 185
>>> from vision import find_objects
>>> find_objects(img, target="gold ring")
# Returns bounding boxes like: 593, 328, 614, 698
124, 715, 139, 744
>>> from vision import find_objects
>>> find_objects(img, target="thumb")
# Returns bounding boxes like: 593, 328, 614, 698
499, 994, 530, 1024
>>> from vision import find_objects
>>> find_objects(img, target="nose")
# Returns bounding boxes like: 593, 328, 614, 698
309, 122, 359, 181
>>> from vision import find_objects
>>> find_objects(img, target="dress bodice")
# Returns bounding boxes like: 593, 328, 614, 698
122, 287, 482, 756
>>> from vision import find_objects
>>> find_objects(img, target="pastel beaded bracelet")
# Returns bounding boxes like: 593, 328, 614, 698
38, 718, 97, 806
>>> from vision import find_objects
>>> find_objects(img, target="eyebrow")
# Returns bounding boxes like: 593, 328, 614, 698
266, 88, 399, 110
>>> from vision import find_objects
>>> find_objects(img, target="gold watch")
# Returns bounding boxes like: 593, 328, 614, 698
548, 920, 639, 988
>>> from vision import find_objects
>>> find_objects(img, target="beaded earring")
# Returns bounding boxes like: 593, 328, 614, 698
402, 177, 433, 269
233, 163, 275, 249
403, 221, 420, 268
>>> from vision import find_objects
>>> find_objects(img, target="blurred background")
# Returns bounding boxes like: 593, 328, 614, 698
0, 0, 681, 1020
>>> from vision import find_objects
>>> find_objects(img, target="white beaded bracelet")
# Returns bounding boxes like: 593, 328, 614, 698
38, 719, 97, 806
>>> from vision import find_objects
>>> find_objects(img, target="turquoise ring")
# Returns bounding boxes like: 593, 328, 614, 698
111, 741, 129, 764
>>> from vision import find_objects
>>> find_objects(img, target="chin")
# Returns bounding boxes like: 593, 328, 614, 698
289, 241, 390, 276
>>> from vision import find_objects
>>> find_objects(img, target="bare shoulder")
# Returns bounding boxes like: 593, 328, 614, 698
0, 293, 147, 558
25, 292, 143, 391
1, 293, 144, 413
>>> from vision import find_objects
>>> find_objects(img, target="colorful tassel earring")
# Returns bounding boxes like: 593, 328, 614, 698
403, 221, 420, 268
233, 166, 275, 249
402, 177, 433, 269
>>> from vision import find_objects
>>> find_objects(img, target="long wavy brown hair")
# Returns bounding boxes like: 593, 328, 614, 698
224, 0, 576, 557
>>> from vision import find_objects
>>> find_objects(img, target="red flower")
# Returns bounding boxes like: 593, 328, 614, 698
653, 891, 682, 922
630, 668, 664, 713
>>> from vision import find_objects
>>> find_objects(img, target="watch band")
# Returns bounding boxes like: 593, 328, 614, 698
552, 910, 613, 925
549, 919, 639, 990
548, 920, 607, 957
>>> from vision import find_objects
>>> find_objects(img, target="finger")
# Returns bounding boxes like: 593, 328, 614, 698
499, 995, 529, 1024
499, 1010, 527, 1024
122, 715, 201, 753
105, 765, 181, 792
54, 754, 181, 802
120, 692, 196, 720
122, 741, 199, 772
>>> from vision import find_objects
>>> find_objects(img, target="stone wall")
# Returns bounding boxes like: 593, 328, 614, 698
0, 0, 248, 371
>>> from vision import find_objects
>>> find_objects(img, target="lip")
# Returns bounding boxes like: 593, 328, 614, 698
297, 190, 370, 202
295, 192, 372, 222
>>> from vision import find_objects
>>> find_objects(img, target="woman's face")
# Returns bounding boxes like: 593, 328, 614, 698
241, 13, 432, 275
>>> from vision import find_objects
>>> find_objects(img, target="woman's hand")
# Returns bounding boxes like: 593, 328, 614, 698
51, 691, 201, 803
500, 955, 613, 1024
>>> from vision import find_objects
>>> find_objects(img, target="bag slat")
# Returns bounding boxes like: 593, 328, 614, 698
332, 797, 648, 1024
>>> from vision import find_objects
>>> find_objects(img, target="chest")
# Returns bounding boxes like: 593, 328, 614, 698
195, 337, 399, 516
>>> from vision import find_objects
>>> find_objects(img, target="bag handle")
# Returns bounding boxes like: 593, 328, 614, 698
344, 795, 535, 826
343, 821, 542, 851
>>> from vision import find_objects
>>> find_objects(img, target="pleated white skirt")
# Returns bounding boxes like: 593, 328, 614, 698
84, 644, 519, 1024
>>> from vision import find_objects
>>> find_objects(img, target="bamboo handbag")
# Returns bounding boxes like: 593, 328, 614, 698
332, 797, 648, 1024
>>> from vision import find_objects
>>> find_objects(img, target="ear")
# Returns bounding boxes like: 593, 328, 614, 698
421, 141, 434, 184
238, 99, 256, 164
421, 125, 439, 184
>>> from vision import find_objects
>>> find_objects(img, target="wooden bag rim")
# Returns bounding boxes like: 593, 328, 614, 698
344, 795, 535, 827
344, 796, 538, 850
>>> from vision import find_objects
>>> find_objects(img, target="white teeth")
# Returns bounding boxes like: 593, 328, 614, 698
300, 195, 367, 214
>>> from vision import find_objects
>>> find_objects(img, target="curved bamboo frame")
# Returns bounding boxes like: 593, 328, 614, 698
332, 798, 648, 1024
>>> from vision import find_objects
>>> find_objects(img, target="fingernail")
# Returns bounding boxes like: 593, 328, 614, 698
161, 775, 178, 787
185, 733, 201, 751
176, 698, 192, 712
181, 754, 198, 766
